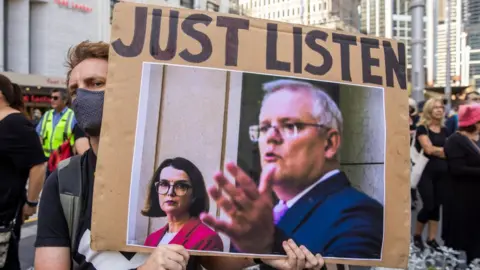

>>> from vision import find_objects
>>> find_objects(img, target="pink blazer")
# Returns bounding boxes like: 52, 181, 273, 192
144, 218, 224, 251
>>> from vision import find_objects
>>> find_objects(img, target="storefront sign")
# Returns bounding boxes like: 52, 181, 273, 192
24, 95, 51, 103
46, 78, 67, 86
54, 0, 93, 13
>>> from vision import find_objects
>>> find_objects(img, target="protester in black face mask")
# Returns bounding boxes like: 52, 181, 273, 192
34, 41, 326, 270
72, 89, 104, 136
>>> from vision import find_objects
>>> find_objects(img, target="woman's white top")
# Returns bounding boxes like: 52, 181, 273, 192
158, 232, 178, 245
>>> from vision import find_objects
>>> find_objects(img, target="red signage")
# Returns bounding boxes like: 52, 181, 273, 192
24, 95, 52, 103
54, 0, 93, 13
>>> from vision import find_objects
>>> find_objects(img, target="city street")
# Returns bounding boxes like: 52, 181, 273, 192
19, 217, 37, 270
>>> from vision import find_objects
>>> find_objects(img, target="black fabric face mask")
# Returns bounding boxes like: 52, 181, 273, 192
72, 88, 105, 137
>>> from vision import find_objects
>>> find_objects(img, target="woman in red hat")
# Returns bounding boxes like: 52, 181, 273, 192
444, 104, 480, 264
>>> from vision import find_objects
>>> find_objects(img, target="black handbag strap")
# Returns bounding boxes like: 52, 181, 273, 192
0, 201, 23, 231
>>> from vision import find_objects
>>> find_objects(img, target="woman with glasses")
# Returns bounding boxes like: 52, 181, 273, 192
141, 157, 223, 251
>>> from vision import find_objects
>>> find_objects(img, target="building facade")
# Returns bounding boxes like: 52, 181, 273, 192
360, 0, 471, 90
0, 0, 110, 117
111, 0, 239, 20
360, 0, 392, 37
238, 0, 361, 32
463, 0, 480, 89
0, 0, 238, 118
0, 0, 111, 77
434, 0, 465, 87
391, 0, 427, 81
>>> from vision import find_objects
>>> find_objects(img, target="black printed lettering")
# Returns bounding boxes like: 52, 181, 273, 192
111, 6, 148, 57
383, 41, 407, 90
179, 14, 213, 63
150, 9, 179, 61
266, 23, 290, 72
332, 33, 357, 82
304, 30, 332, 76
360, 37, 383, 85
293, 27, 303, 74
216, 16, 250, 66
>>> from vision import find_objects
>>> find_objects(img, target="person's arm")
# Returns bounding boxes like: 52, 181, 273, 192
72, 124, 90, 155
7, 116, 48, 219
74, 138, 90, 155
34, 170, 72, 270
36, 114, 45, 143
22, 121, 48, 203
27, 163, 46, 200
23, 163, 46, 220
445, 138, 480, 178
417, 126, 445, 158
35, 247, 70, 270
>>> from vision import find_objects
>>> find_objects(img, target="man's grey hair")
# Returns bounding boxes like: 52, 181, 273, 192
52, 88, 68, 101
261, 79, 343, 137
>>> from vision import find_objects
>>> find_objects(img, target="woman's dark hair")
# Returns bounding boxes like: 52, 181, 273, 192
11, 83, 26, 113
141, 157, 209, 218
458, 124, 478, 133
0, 74, 25, 112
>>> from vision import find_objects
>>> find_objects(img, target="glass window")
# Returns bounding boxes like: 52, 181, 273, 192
470, 53, 480, 61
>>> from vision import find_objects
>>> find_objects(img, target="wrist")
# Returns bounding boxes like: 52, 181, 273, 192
25, 200, 39, 207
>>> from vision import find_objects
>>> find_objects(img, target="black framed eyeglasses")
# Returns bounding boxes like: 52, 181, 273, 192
155, 180, 192, 196
249, 122, 326, 143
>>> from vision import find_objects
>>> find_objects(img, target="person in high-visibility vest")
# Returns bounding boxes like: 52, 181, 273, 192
35, 89, 89, 174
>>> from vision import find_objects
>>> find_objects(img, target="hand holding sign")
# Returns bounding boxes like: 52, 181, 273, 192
263, 240, 325, 270
200, 162, 276, 254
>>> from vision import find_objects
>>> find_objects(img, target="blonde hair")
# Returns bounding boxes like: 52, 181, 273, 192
418, 97, 445, 127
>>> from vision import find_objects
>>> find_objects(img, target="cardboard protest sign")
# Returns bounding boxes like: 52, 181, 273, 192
91, 2, 410, 268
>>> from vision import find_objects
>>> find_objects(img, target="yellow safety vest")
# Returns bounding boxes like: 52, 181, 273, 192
39, 108, 75, 157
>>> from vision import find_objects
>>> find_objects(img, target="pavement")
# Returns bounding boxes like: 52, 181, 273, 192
18, 216, 37, 270
13, 197, 458, 270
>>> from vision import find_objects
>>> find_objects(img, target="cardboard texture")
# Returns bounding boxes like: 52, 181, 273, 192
92, 2, 410, 268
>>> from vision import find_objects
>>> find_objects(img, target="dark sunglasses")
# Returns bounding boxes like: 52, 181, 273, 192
51, 96, 60, 101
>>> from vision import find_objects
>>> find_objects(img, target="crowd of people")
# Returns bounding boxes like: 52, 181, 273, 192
0, 41, 329, 270
409, 92, 480, 265
1, 35, 480, 270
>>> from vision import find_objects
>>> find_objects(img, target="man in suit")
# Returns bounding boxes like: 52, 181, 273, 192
200, 79, 384, 261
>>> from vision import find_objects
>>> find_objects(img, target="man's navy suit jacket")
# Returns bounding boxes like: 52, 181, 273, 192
270, 171, 384, 260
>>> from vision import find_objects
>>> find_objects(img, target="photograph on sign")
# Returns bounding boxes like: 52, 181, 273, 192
125, 63, 386, 261
91, 2, 410, 268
